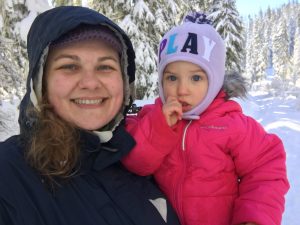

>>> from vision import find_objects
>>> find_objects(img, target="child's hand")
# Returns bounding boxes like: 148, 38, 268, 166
162, 96, 183, 127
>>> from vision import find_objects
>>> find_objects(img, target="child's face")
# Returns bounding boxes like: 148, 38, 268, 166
162, 61, 208, 112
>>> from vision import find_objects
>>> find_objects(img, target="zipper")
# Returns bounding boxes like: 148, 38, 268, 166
182, 120, 192, 151
174, 120, 192, 225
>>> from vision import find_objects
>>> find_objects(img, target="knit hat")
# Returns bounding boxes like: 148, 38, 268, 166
50, 24, 122, 53
158, 12, 226, 119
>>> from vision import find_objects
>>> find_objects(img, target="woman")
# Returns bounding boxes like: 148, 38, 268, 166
0, 6, 180, 225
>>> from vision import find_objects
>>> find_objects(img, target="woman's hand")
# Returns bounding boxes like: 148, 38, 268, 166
162, 96, 182, 127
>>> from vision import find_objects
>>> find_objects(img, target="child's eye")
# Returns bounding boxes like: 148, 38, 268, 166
166, 75, 177, 81
192, 74, 203, 81
192, 75, 201, 81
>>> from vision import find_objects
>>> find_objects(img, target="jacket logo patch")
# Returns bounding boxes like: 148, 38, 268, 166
200, 125, 227, 130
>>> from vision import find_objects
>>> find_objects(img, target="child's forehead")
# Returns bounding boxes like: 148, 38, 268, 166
165, 60, 202, 68
164, 61, 206, 72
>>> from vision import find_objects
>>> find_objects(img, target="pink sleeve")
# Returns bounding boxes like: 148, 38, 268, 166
122, 98, 180, 176
231, 116, 290, 225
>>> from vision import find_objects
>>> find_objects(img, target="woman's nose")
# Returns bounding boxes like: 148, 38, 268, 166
78, 70, 101, 89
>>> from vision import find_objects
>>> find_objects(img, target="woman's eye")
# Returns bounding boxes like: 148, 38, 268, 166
59, 64, 78, 71
97, 65, 114, 71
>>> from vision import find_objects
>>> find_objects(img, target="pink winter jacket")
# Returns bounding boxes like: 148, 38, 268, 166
122, 92, 289, 225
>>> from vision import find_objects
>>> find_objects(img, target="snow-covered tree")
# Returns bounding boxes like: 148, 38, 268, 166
0, 0, 29, 100
51, 0, 80, 6
252, 12, 269, 82
208, 0, 244, 73
90, 0, 187, 99
185, 0, 213, 12
242, 2, 300, 94
291, 27, 300, 85
0, 0, 51, 101
272, 15, 290, 81
244, 16, 256, 85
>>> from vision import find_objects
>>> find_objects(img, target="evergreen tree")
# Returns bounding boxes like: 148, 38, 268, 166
0, 0, 29, 100
89, 0, 187, 99
291, 27, 300, 85
52, 0, 82, 7
243, 2, 300, 93
252, 11, 269, 82
272, 14, 290, 81
208, 0, 244, 73
244, 16, 256, 86
185, 0, 213, 12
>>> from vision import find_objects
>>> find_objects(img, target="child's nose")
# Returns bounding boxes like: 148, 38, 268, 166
177, 80, 189, 95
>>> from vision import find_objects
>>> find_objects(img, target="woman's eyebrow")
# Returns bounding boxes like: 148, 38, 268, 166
54, 54, 79, 61
97, 56, 119, 63
53, 54, 119, 63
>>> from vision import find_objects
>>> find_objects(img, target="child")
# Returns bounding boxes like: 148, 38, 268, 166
122, 12, 289, 225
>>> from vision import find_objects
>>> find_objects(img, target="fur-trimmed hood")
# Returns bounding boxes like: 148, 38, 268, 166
18, 6, 136, 141
223, 71, 248, 100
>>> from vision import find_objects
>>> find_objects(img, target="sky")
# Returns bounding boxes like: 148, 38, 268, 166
236, 0, 291, 17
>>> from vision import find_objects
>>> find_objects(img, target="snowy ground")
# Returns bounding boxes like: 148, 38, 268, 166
236, 92, 300, 225
0, 92, 299, 224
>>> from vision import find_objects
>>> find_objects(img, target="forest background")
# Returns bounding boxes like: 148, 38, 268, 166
0, 0, 300, 102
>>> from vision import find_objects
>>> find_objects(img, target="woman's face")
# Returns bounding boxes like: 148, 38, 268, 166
45, 39, 123, 130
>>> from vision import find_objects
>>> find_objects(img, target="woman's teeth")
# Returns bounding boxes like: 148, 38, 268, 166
73, 99, 103, 104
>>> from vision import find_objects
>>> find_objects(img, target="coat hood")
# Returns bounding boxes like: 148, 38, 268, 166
222, 71, 248, 100
18, 6, 136, 140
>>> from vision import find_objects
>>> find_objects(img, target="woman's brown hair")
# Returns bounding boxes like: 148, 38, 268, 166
25, 95, 81, 186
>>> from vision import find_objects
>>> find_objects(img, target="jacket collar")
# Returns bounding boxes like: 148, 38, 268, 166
78, 125, 135, 172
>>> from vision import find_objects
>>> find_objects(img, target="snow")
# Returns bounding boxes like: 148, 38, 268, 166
133, 0, 155, 21
16, 0, 51, 42
16, 11, 38, 42
0, 92, 299, 224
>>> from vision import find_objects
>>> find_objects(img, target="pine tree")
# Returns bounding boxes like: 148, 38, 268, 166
252, 11, 269, 82
89, 0, 187, 99
185, 0, 213, 12
244, 16, 256, 86
0, 0, 29, 101
52, 0, 81, 7
208, 0, 244, 73
291, 27, 300, 85
272, 14, 290, 81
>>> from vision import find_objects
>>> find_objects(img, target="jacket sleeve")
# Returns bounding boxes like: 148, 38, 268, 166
122, 98, 180, 176
230, 115, 290, 225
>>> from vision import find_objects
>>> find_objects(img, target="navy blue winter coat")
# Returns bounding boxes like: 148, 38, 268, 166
0, 6, 180, 225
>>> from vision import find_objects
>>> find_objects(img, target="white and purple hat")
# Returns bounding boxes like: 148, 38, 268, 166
158, 12, 226, 119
